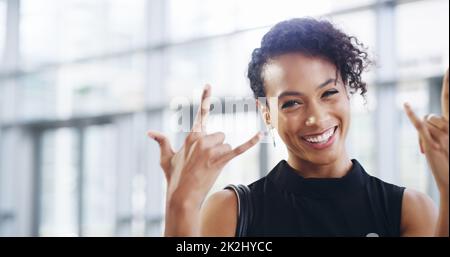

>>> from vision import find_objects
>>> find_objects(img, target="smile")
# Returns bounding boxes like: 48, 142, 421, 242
301, 126, 338, 149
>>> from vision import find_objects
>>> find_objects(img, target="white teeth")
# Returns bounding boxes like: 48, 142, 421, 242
304, 127, 335, 144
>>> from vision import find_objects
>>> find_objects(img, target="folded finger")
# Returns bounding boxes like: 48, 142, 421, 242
208, 144, 232, 165
215, 132, 262, 166
425, 122, 447, 149
195, 132, 226, 150
426, 114, 449, 133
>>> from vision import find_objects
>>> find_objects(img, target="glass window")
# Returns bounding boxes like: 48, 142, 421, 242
168, 0, 236, 42
164, 28, 268, 101
13, 69, 59, 122
20, 0, 148, 68
330, 9, 376, 62
82, 124, 117, 236
330, 9, 377, 86
0, 129, 18, 235
0, 79, 18, 123
39, 125, 120, 236
61, 54, 147, 117
39, 128, 79, 236
329, 0, 375, 10
235, 0, 331, 30
168, 0, 376, 41
8, 53, 147, 122
165, 38, 243, 99
396, 0, 449, 78
0, 0, 6, 60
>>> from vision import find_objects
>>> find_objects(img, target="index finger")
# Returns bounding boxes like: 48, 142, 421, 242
441, 69, 449, 120
192, 84, 211, 133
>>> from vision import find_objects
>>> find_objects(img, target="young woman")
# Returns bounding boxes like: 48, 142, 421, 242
148, 18, 449, 237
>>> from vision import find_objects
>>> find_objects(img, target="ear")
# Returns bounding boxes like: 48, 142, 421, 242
256, 99, 271, 126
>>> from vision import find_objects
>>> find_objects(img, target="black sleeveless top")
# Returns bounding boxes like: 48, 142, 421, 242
229, 159, 405, 237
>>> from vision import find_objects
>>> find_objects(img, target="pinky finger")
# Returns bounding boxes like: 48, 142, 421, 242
424, 122, 446, 150
214, 132, 262, 167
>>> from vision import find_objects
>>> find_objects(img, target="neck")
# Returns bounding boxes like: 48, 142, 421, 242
287, 152, 353, 179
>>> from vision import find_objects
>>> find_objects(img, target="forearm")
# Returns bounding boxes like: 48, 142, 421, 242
165, 206, 200, 236
164, 190, 203, 237
435, 190, 449, 237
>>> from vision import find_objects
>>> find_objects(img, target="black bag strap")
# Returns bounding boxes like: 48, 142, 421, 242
224, 184, 253, 237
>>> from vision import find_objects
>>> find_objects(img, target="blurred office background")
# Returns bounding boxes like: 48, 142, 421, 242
0, 0, 448, 236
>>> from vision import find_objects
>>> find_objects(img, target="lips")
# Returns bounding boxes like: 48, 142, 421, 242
301, 126, 338, 150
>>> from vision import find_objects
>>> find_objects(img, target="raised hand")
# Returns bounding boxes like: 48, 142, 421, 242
403, 69, 449, 192
148, 85, 261, 236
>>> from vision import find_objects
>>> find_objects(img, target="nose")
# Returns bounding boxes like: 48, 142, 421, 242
305, 101, 328, 127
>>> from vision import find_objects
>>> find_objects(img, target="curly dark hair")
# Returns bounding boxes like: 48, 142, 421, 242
247, 18, 371, 99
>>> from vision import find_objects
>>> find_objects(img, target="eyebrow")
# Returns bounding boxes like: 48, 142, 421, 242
277, 78, 336, 99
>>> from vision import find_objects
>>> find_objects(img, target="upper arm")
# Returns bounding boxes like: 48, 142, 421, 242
200, 189, 238, 237
401, 188, 438, 236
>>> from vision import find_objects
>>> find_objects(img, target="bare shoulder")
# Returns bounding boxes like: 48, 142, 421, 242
200, 189, 238, 236
401, 188, 438, 236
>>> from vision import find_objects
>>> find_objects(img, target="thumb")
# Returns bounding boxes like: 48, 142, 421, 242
147, 130, 175, 158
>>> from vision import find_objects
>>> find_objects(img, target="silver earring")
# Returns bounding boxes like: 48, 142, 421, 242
268, 124, 276, 148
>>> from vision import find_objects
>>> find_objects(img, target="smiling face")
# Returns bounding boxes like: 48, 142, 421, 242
261, 53, 351, 167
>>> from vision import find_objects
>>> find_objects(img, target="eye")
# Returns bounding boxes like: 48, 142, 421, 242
322, 89, 339, 98
281, 100, 302, 109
